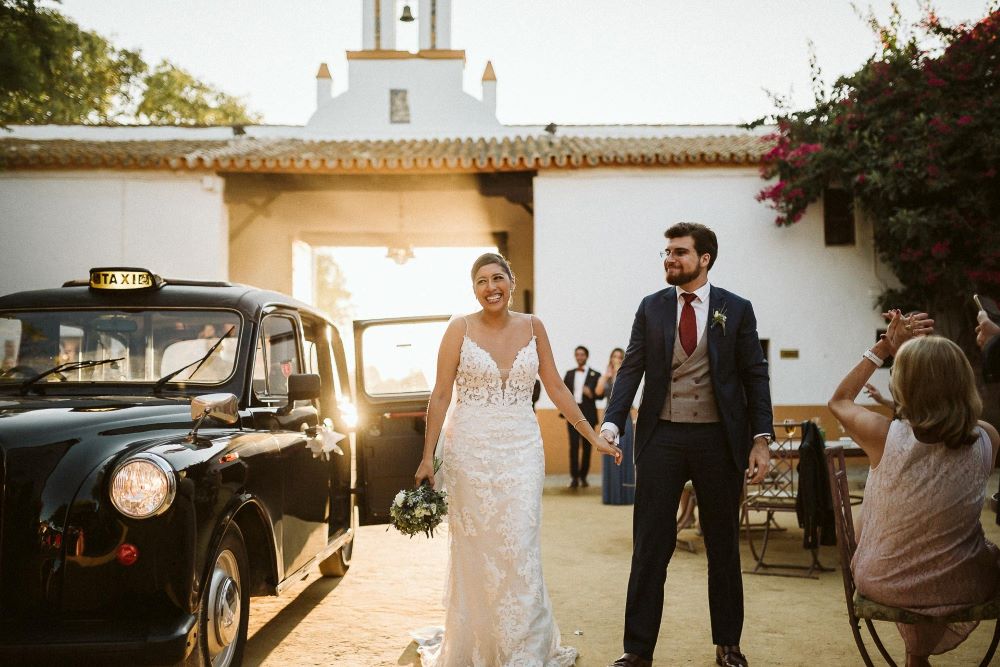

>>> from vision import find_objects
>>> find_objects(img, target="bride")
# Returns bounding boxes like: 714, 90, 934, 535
414, 252, 622, 666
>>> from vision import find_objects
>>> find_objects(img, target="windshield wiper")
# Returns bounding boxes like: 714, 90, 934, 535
18, 357, 125, 395
153, 326, 235, 393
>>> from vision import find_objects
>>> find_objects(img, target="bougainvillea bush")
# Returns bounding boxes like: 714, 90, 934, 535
755, 7, 1000, 344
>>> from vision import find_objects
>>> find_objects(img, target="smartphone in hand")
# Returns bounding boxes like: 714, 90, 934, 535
975, 294, 1000, 323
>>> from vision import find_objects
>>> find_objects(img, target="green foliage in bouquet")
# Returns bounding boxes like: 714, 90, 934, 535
388, 458, 448, 538
752, 6, 1000, 348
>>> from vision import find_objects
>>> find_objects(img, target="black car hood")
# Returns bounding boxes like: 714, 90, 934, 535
0, 395, 193, 453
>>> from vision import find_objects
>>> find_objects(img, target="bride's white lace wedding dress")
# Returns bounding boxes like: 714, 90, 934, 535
417, 318, 578, 667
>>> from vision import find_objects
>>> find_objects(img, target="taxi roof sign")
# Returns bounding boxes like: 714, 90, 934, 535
89, 268, 163, 291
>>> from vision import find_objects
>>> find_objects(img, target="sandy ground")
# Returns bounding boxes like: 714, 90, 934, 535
244, 473, 1000, 666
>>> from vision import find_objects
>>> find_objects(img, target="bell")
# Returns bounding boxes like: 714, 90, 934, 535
399, 4, 415, 22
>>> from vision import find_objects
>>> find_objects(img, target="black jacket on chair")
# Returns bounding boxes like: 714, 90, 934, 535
795, 420, 836, 549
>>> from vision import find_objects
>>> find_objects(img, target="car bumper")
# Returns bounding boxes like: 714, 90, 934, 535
0, 611, 197, 664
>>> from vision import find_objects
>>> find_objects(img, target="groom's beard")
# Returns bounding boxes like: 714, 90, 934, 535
666, 266, 701, 286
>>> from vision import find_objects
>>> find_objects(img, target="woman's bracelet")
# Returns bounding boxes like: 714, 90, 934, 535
862, 348, 885, 368
572, 417, 588, 430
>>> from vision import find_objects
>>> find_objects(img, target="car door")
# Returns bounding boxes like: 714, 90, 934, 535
250, 311, 327, 578
354, 315, 451, 525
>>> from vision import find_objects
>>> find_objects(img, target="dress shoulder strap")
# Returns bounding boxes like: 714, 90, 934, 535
462, 315, 470, 336
528, 314, 535, 337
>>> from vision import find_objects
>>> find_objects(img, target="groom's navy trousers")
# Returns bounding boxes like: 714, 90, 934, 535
624, 420, 744, 658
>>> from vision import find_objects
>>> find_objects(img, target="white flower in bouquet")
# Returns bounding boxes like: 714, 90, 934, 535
388, 457, 448, 538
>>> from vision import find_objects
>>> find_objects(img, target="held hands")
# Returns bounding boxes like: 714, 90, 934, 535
414, 458, 436, 488
597, 429, 623, 466
746, 438, 770, 484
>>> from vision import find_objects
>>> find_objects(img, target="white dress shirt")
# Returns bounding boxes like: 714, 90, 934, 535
572, 367, 587, 403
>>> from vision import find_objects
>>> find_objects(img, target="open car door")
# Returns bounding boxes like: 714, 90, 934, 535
354, 315, 451, 525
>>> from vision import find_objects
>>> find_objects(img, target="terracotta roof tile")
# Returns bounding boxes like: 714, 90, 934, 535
0, 135, 769, 173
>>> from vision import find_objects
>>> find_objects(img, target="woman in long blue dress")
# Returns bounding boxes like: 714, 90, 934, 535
598, 348, 636, 504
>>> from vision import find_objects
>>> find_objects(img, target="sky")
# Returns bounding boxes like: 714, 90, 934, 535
51, 0, 994, 127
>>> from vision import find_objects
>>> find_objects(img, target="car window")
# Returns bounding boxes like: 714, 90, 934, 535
359, 320, 448, 396
252, 315, 299, 397
0, 310, 241, 384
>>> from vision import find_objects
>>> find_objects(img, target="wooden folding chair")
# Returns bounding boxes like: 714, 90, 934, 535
826, 445, 1000, 666
741, 421, 831, 578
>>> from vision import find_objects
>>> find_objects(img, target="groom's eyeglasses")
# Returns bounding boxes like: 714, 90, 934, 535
660, 249, 691, 259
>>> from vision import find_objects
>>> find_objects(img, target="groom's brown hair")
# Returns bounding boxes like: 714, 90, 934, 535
665, 222, 718, 271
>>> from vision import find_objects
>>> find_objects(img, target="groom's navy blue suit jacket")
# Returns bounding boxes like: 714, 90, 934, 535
604, 285, 774, 470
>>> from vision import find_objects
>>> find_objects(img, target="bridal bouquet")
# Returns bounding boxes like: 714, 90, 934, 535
388, 459, 448, 538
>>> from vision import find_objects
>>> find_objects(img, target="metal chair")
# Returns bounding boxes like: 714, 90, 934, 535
826, 445, 1000, 667
741, 421, 831, 578
676, 480, 699, 553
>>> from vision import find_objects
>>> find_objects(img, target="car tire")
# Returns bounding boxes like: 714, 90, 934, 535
318, 535, 353, 577
193, 522, 250, 667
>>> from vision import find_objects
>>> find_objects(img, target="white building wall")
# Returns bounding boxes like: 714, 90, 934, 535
533, 168, 893, 408
0, 171, 227, 294
306, 58, 502, 138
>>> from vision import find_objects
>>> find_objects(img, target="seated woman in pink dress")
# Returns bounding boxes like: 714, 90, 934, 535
829, 311, 1000, 667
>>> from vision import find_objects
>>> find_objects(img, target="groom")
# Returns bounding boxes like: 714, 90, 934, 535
601, 222, 773, 667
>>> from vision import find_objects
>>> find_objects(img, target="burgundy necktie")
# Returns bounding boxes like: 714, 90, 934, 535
679, 292, 698, 356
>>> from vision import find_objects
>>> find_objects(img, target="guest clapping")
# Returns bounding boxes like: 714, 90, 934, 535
829, 311, 1000, 667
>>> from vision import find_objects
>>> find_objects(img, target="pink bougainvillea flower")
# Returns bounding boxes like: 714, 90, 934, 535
929, 116, 951, 133
931, 241, 951, 258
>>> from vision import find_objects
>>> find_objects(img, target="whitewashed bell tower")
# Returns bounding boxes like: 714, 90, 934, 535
306, 0, 502, 138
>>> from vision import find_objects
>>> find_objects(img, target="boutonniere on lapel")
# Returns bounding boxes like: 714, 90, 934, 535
711, 306, 728, 335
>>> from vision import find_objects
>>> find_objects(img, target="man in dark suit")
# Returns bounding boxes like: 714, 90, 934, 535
601, 222, 773, 667
564, 345, 601, 488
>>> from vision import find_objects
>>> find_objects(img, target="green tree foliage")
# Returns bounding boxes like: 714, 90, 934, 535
0, 0, 259, 125
755, 7, 1000, 344
137, 61, 260, 125
0, 0, 57, 104
1, 1, 145, 124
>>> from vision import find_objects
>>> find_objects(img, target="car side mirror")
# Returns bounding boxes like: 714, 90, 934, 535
278, 373, 321, 415
188, 392, 239, 440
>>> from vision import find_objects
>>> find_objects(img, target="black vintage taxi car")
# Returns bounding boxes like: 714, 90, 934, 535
0, 268, 388, 665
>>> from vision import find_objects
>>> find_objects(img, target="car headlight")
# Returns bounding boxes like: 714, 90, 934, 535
109, 453, 176, 518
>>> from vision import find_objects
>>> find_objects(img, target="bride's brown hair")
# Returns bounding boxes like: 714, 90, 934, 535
470, 252, 515, 284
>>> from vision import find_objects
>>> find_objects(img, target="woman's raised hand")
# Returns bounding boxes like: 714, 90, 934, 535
882, 309, 934, 355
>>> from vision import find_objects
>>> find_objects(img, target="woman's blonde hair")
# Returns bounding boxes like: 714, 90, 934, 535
889, 336, 982, 449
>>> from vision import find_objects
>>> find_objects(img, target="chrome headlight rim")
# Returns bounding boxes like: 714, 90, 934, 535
109, 452, 177, 519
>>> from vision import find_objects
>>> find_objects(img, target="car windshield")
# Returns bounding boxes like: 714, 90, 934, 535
0, 309, 242, 387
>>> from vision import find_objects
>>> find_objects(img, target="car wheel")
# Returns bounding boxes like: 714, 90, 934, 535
197, 522, 250, 667
318, 534, 353, 577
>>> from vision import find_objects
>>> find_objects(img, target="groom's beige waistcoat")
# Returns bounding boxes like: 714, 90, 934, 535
659, 326, 720, 423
